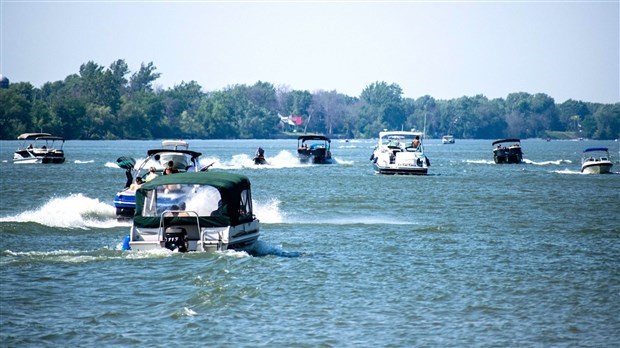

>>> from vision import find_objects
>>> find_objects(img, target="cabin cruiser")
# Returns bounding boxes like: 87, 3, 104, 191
297, 135, 333, 164
122, 172, 260, 253
442, 135, 455, 144
113, 140, 202, 220
13, 133, 65, 164
371, 131, 430, 175
492, 139, 523, 164
581, 147, 613, 174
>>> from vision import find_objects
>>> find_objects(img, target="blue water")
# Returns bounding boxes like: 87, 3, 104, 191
1, 139, 619, 346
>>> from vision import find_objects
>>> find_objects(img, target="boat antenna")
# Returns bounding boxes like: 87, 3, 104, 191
423, 111, 427, 138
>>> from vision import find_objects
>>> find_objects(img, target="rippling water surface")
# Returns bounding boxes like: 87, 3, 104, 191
1, 139, 619, 346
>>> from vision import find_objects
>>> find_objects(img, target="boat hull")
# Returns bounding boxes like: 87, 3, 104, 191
13, 151, 65, 164
493, 149, 522, 164
374, 164, 428, 175
113, 190, 136, 220
581, 162, 613, 174
253, 156, 267, 165
128, 220, 260, 253
298, 149, 332, 164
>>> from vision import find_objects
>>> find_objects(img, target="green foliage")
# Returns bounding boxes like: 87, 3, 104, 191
0, 59, 618, 140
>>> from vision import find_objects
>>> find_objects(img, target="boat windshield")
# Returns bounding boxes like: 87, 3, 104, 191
142, 184, 223, 217
141, 183, 254, 221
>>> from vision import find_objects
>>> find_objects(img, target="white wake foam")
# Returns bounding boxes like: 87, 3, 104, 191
0, 194, 124, 229
524, 159, 573, 166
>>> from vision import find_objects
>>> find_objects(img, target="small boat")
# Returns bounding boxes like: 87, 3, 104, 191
122, 171, 260, 253
113, 140, 202, 221
492, 139, 523, 164
253, 147, 267, 165
442, 135, 455, 144
297, 135, 332, 164
581, 147, 613, 174
13, 133, 65, 164
371, 131, 430, 175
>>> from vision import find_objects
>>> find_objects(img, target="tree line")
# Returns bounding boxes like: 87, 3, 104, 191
1, 59, 618, 140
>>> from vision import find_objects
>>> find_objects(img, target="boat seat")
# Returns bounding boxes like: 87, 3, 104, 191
164, 227, 188, 252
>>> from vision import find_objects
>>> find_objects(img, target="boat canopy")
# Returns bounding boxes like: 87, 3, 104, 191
583, 147, 609, 153
161, 140, 189, 149
17, 133, 64, 141
133, 172, 252, 228
492, 139, 520, 146
298, 135, 331, 143
379, 131, 424, 138
146, 149, 202, 158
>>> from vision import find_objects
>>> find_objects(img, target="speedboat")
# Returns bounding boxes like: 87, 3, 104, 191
442, 135, 455, 144
113, 140, 202, 221
13, 133, 65, 164
122, 171, 260, 253
581, 147, 613, 174
370, 131, 430, 175
492, 139, 523, 164
297, 135, 333, 164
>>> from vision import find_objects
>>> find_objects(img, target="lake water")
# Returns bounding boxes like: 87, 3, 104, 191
1, 138, 619, 347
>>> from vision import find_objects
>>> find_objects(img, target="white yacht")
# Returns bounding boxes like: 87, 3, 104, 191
370, 131, 430, 175
581, 147, 613, 174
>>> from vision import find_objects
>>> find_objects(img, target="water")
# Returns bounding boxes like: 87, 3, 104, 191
1, 138, 619, 347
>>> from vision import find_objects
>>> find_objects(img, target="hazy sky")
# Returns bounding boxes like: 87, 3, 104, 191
1, 1, 619, 103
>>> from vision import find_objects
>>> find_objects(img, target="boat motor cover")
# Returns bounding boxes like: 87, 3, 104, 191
133, 172, 253, 228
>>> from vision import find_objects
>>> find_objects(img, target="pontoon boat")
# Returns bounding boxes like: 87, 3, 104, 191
123, 172, 260, 253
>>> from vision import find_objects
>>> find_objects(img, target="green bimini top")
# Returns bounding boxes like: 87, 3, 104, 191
133, 171, 253, 228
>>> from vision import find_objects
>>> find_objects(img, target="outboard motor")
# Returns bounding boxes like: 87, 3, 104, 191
164, 227, 188, 252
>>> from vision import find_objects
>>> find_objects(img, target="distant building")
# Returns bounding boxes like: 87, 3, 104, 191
278, 114, 304, 132
0, 75, 8, 89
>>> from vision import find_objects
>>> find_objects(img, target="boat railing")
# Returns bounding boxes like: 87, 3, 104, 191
158, 209, 201, 248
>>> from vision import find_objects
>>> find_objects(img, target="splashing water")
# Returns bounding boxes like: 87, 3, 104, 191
253, 198, 285, 223
0, 194, 122, 229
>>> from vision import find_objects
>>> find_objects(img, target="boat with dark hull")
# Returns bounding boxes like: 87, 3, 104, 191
297, 135, 333, 164
113, 140, 202, 221
581, 147, 613, 174
253, 147, 267, 165
493, 139, 523, 164
122, 171, 260, 253
13, 133, 66, 164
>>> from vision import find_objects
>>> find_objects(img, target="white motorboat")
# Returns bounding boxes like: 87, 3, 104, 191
13, 133, 65, 164
113, 140, 203, 220
442, 135, 455, 144
370, 131, 430, 175
581, 147, 613, 174
122, 171, 260, 253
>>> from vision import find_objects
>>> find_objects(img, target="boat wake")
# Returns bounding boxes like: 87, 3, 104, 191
464, 159, 495, 165
199, 150, 310, 170
524, 159, 572, 166
551, 169, 582, 175
0, 194, 127, 229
